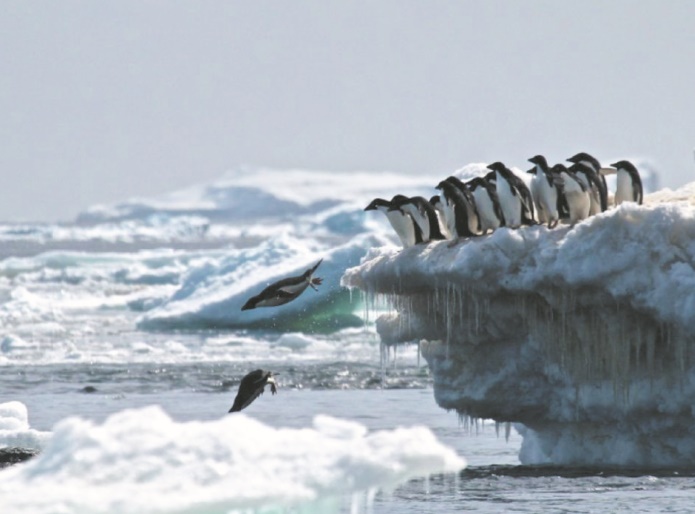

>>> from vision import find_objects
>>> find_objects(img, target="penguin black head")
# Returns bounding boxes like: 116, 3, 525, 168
365, 198, 390, 211
486, 161, 506, 173
551, 163, 568, 174
528, 155, 549, 171
483, 170, 497, 183
567, 152, 601, 170
388, 194, 410, 212
430, 195, 441, 206
610, 160, 639, 175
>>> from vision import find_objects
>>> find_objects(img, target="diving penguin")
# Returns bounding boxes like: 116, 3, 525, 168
241, 260, 323, 310
228, 369, 278, 412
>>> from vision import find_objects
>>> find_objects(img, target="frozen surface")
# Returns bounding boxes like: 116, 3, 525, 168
0, 404, 464, 514
343, 182, 695, 467
0, 402, 50, 451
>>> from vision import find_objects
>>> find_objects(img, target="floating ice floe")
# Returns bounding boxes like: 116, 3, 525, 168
0, 406, 465, 513
343, 182, 695, 467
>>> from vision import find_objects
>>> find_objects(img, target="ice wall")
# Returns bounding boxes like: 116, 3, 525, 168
343, 191, 695, 467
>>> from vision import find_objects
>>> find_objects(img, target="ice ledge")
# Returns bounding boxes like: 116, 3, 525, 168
342, 201, 695, 467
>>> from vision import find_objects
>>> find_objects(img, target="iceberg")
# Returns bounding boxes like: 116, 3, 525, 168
343, 185, 695, 467
0, 406, 464, 513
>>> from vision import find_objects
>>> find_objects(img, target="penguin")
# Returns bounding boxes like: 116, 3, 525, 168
611, 160, 643, 205
527, 155, 562, 228
566, 152, 608, 212
486, 162, 536, 227
364, 195, 419, 247
567, 162, 607, 216
391, 196, 446, 243
443, 176, 482, 235
467, 176, 505, 233
228, 369, 278, 413
429, 195, 453, 239
241, 260, 323, 310
435, 180, 478, 238
552, 164, 591, 225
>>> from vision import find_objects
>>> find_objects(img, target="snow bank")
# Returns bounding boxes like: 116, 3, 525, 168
0, 406, 464, 513
343, 183, 695, 467
0, 402, 51, 451
138, 233, 389, 332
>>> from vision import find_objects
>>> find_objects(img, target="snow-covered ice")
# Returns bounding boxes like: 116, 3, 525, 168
0, 402, 51, 451
343, 183, 695, 467
0, 404, 464, 513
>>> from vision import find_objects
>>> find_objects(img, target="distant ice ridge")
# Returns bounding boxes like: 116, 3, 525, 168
0, 402, 50, 451
343, 183, 695, 467
0, 405, 465, 514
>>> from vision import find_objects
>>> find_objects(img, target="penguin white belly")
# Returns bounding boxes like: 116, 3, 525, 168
615, 170, 634, 205
472, 188, 499, 233
533, 174, 558, 225
434, 202, 453, 239
401, 204, 430, 242
465, 199, 481, 235
385, 209, 416, 247
495, 175, 521, 227
575, 173, 602, 216
562, 174, 591, 224
530, 176, 548, 224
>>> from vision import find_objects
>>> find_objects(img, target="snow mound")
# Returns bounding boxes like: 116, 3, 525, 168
0, 402, 51, 451
0, 406, 464, 513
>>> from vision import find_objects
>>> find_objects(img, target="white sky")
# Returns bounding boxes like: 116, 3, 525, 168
1, 1, 694, 221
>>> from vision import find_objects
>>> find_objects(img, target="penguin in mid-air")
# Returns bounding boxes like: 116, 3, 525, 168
611, 160, 643, 205
527, 155, 562, 228
390, 196, 446, 243
364, 195, 421, 247
486, 162, 536, 227
566, 152, 608, 213
467, 176, 505, 233
228, 369, 278, 412
241, 260, 323, 310
552, 164, 591, 225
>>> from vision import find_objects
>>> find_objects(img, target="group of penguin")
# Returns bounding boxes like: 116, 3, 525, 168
228, 152, 644, 412
365, 152, 644, 247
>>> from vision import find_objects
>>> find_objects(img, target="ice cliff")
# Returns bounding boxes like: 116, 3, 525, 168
343, 186, 695, 467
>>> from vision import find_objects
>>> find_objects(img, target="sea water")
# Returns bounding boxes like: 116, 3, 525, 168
0, 168, 693, 512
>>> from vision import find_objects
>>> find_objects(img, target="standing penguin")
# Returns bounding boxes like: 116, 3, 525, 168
527, 155, 562, 228
364, 195, 421, 247
552, 164, 591, 226
566, 152, 609, 213
486, 162, 536, 227
429, 195, 453, 239
435, 180, 478, 238
467, 176, 505, 233
443, 176, 482, 235
567, 162, 608, 216
391, 196, 446, 243
611, 160, 643, 205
